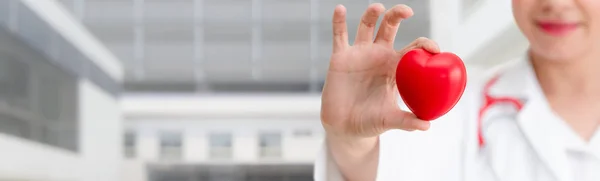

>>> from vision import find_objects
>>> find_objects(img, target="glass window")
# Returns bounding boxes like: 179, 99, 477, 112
292, 129, 313, 138
0, 0, 10, 26
0, 27, 79, 152
159, 131, 183, 160
258, 132, 282, 158
0, 54, 30, 110
209, 132, 232, 159
124, 131, 136, 158
0, 114, 29, 138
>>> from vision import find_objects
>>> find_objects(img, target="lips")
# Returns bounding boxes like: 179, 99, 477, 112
536, 21, 580, 36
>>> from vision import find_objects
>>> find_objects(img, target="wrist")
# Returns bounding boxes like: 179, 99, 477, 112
326, 133, 379, 156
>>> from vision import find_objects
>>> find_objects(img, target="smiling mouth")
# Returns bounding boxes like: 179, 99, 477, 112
536, 21, 580, 36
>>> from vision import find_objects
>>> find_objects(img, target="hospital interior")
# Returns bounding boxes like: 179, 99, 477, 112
0, 0, 528, 181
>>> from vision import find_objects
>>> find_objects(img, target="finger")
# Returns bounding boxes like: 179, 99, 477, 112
374, 4, 413, 46
415, 37, 440, 53
383, 110, 431, 131
354, 3, 385, 44
397, 37, 440, 55
332, 5, 349, 53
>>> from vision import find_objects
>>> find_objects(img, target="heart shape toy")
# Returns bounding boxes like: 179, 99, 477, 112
395, 48, 467, 121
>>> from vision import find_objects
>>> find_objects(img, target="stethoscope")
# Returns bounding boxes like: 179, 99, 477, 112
470, 74, 527, 181
477, 74, 525, 148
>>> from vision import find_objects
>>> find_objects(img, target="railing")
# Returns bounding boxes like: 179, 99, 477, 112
209, 147, 233, 159
259, 146, 281, 159
160, 146, 182, 160
124, 146, 136, 158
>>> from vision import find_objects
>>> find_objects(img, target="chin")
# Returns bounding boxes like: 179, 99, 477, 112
529, 44, 586, 63
530, 39, 590, 63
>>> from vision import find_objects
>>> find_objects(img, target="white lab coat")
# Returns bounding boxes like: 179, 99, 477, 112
314, 54, 600, 181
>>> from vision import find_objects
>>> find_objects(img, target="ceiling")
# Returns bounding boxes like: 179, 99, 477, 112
57, 0, 429, 93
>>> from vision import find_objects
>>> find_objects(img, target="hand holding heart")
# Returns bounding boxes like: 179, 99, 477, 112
321, 3, 466, 140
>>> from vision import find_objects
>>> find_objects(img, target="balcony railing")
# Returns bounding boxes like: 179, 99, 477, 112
209, 147, 233, 159
124, 146, 136, 158
259, 146, 282, 159
160, 147, 182, 160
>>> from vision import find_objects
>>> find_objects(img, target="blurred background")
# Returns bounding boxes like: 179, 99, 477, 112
0, 0, 528, 181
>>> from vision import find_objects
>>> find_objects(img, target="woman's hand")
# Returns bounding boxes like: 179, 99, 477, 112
320, 3, 440, 181
322, 3, 439, 141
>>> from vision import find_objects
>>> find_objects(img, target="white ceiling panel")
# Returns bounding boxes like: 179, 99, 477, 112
144, 23, 194, 43
262, 1, 311, 22
84, 1, 135, 23
144, 43, 194, 64
204, 66, 254, 83
142, 43, 196, 82
262, 22, 311, 42
57, 0, 429, 93
203, 22, 252, 42
203, 1, 253, 23
144, 1, 194, 23
86, 23, 134, 44
261, 66, 311, 83
261, 42, 311, 69
318, 1, 369, 21
203, 42, 252, 68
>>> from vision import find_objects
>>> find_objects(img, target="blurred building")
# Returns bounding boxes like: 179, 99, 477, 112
54, 0, 429, 180
0, 0, 123, 181
0, 0, 528, 181
120, 95, 322, 180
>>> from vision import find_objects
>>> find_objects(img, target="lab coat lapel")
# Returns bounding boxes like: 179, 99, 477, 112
517, 98, 571, 181
588, 122, 600, 160
511, 59, 571, 181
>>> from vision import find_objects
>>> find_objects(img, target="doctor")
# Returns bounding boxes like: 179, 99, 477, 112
315, 0, 600, 180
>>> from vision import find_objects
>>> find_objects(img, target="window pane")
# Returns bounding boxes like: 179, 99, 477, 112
159, 131, 182, 160
292, 129, 313, 137
209, 132, 232, 159
259, 132, 281, 158
0, 13, 78, 152
124, 131, 136, 158
209, 132, 232, 147
0, 113, 30, 138
0, 55, 31, 110
259, 132, 281, 147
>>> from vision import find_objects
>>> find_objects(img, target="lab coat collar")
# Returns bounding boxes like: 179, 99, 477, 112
489, 54, 571, 181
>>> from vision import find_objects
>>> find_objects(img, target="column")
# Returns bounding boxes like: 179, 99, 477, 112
79, 80, 122, 181
428, 0, 460, 52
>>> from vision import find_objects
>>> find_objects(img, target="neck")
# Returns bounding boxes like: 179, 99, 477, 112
530, 50, 600, 141
531, 51, 600, 98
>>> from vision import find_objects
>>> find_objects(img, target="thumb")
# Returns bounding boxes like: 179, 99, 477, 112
383, 109, 431, 131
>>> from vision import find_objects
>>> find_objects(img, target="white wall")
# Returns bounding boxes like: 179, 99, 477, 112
79, 80, 122, 181
429, 0, 529, 68
125, 119, 323, 164
0, 134, 83, 181
122, 160, 148, 181
122, 94, 323, 164
428, 0, 460, 51
122, 94, 322, 119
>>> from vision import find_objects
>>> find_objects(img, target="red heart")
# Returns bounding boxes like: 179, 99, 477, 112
395, 48, 467, 121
